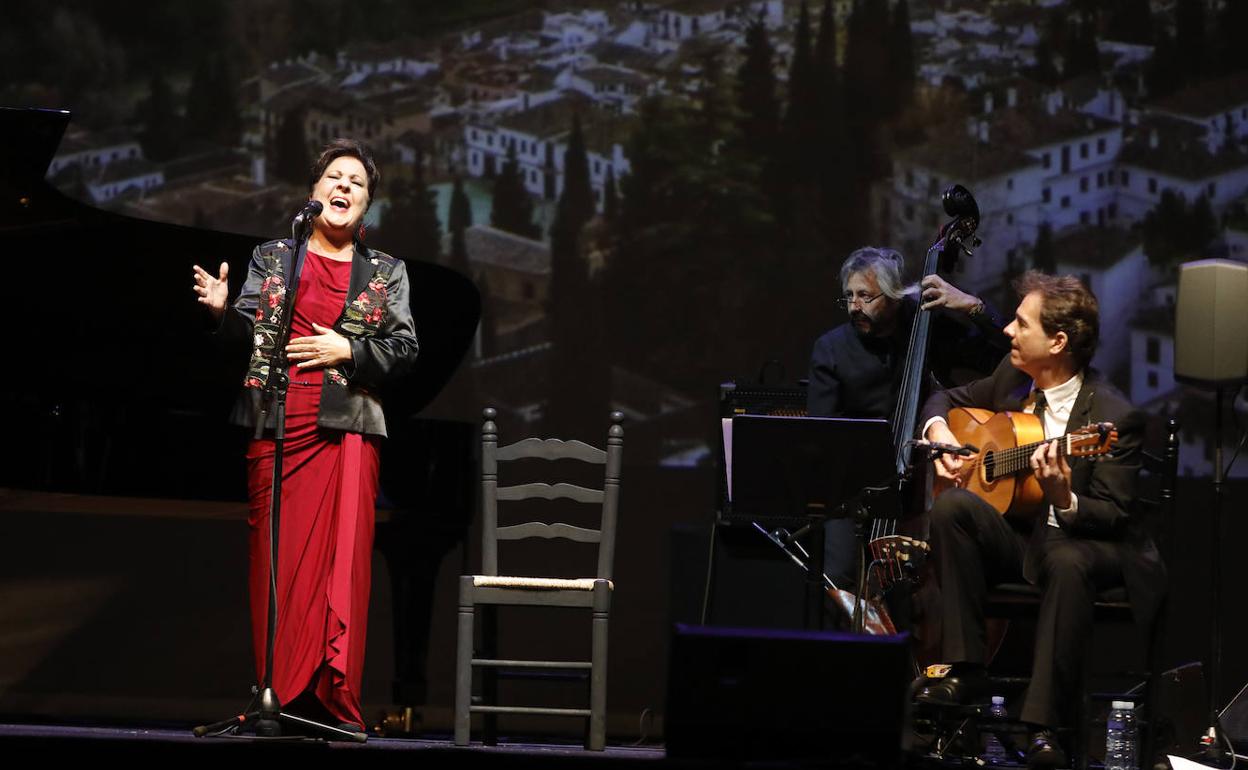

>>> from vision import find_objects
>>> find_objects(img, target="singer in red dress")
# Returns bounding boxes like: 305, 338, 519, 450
193, 139, 419, 731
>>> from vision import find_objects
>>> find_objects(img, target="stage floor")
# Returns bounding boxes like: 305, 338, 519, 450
0, 722, 946, 767
0, 722, 670, 765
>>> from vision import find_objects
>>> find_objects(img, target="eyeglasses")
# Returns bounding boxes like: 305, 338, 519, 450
836, 291, 885, 310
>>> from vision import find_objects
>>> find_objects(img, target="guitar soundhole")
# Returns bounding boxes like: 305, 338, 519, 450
983, 451, 996, 482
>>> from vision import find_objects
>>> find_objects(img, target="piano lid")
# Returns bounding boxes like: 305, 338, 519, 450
0, 106, 481, 418
1, 106, 482, 497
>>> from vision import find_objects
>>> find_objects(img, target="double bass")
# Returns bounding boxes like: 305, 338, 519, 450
853, 186, 983, 642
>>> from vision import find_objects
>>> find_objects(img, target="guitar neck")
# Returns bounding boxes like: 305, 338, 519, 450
991, 433, 1076, 478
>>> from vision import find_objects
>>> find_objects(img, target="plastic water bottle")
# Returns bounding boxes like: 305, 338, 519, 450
982, 695, 1010, 765
1105, 700, 1138, 770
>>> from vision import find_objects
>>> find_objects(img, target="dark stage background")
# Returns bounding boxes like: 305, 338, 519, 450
3, 0, 1248, 742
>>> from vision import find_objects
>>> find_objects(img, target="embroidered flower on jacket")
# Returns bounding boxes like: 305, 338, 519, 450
326, 368, 349, 387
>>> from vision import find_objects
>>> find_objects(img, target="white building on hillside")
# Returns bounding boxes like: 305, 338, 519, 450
464, 96, 631, 210
1116, 117, 1248, 224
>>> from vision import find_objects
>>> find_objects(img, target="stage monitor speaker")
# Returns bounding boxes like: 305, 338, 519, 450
1174, 259, 1248, 386
665, 623, 910, 764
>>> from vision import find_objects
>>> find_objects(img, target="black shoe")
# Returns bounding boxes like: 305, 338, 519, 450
1025, 730, 1067, 769
914, 670, 989, 707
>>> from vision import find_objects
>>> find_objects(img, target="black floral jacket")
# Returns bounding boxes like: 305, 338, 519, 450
220, 238, 419, 438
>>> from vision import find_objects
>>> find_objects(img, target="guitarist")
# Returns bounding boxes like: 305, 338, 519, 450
915, 272, 1165, 768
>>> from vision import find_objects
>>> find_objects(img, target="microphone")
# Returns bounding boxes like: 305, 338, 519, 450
291, 199, 322, 242
909, 439, 979, 457
293, 199, 323, 226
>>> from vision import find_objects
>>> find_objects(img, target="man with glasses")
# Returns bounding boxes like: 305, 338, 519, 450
807, 247, 1008, 590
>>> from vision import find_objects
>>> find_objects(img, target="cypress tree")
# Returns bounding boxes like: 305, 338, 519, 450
448, 175, 473, 276
1145, 29, 1184, 98
185, 52, 241, 146
1106, 0, 1153, 45
547, 113, 604, 432
782, 0, 817, 185
554, 114, 595, 234
140, 73, 180, 162
378, 152, 442, 262
603, 165, 619, 222
273, 108, 311, 185
1033, 222, 1056, 273
843, 0, 891, 179
490, 143, 540, 240
1142, 189, 1219, 270
1213, 0, 1248, 75
736, 15, 781, 165
1061, 13, 1101, 80
888, 0, 916, 117
476, 271, 498, 359
1030, 11, 1065, 85
1175, 0, 1207, 85
813, 0, 855, 248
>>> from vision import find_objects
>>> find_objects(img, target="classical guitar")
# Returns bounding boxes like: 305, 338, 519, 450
933, 407, 1118, 520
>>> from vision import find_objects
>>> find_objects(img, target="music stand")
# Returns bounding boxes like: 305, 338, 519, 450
730, 415, 897, 632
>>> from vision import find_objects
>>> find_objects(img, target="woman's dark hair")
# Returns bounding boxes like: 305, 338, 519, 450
309, 138, 379, 202
1013, 270, 1100, 370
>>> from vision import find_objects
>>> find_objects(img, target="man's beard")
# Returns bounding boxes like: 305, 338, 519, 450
850, 310, 873, 334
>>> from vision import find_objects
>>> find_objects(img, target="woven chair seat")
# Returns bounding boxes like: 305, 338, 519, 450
472, 576, 614, 591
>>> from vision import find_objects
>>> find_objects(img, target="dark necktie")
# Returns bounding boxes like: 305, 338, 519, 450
1032, 389, 1048, 437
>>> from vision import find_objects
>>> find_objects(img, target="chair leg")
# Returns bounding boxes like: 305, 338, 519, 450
588, 581, 610, 751
482, 605, 499, 745
454, 577, 475, 747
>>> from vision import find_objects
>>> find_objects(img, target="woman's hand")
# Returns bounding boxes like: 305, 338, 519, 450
192, 262, 229, 321
286, 322, 353, 370
925, 420, 964, 484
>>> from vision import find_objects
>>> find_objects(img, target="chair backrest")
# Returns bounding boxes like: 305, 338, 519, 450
480, 407, 624, 580
1137, 418, 1180, 554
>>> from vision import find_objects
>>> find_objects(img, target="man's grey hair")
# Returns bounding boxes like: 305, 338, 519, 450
839, 246, 915, 299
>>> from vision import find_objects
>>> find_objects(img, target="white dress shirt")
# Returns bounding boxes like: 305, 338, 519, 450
1029, 371, 1083, 527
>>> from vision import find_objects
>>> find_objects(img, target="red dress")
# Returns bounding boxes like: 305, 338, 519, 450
245, 251, 380, 727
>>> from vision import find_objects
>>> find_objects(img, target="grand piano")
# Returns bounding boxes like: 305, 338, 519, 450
0, 106, 481, 724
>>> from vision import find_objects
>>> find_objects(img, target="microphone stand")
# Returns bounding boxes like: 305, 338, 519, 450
194, 205, 364, 743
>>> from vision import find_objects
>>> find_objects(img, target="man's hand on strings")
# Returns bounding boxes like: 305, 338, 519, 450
920, 275, 981, 315
286, 323, 353, 370
1031, 439, 1073, 509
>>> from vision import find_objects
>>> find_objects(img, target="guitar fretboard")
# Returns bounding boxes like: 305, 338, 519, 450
984, 434, 1074, 480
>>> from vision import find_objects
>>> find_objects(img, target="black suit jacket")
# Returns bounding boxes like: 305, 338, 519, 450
920, 356, 1166, 629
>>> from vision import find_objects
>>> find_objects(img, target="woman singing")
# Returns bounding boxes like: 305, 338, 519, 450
192, 138, 418, 732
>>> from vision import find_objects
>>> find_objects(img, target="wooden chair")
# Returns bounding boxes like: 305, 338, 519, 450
453, 408, 624, 750
984, 418, 1179, 770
